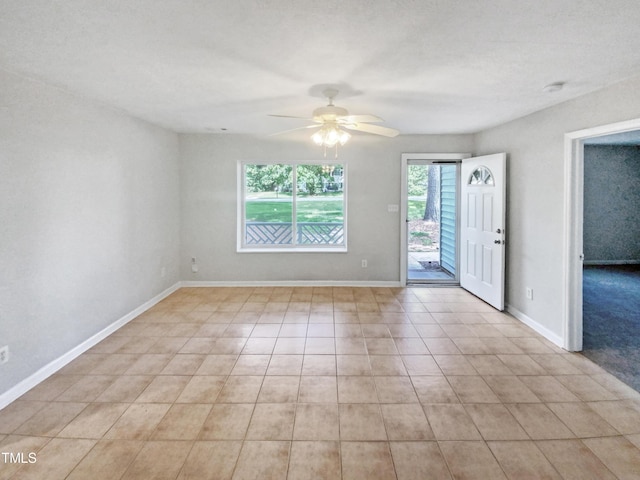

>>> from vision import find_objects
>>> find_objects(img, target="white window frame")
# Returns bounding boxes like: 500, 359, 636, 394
237, 160, 348, 253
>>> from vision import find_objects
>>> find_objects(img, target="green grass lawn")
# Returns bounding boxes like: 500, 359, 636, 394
246, 198, 344, 222
245, 196, 424, 222
246, 198, 424, 222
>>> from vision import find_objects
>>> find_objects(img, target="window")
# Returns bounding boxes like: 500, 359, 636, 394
468, 165, 494, 185
238, 162, 346, 251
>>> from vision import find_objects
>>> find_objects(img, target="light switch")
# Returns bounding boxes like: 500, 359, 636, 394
387, 204, 399, 212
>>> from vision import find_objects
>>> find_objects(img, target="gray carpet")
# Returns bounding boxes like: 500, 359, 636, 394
582, 264, 640, 391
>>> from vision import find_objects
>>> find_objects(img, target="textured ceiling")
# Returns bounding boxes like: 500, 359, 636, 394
2, 0, 640, 135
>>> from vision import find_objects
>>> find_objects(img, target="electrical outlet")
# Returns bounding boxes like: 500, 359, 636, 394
0, 345, 9, 364
526, 287, 533, 300
361, 259, 368, 268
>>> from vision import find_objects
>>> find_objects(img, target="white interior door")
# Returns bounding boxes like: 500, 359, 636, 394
460, 153, 506, 310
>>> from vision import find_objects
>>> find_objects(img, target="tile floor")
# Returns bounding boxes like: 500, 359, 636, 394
2, 286, 640, 479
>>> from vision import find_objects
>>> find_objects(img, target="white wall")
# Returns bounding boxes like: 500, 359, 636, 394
0, 70, 180, 396
474, 74, 640, 341
179, 133, 473, 283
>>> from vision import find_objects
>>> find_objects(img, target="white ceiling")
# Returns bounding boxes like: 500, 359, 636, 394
2, 0, 640, 135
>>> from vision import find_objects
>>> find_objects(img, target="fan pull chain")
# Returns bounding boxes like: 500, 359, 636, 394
320, 141, 340, 159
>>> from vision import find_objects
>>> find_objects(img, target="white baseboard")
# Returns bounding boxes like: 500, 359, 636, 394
180, 280, 403, 288
583, 260, 640, 265
506, 304, 564, 349
0, 282, 181, 410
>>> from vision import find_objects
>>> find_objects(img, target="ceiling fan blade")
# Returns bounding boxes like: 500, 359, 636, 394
343, 123, 400, 137
268, 114, 316, 121
268, 124, 320, 136
338, 114, 383, 123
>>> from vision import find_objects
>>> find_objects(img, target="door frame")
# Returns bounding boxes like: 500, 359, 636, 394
400, 153, 471, 287
563, 117, 640, 351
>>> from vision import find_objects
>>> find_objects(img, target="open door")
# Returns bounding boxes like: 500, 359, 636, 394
402, 158, 461, 284
460, 153, 506, 310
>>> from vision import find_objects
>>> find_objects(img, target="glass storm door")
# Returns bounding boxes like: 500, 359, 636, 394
406, 161, 458, 283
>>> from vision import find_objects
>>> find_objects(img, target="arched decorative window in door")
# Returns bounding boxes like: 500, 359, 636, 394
468, 165, 494, 185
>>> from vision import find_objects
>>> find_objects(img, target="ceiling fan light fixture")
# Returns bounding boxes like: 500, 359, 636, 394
311, 124, 351, 147
269, 87, 398, 157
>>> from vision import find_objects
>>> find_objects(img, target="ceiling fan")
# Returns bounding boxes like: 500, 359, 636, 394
269, 88, 399, 155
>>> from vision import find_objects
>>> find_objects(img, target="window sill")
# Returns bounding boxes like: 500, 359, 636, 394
237, 246, 348, 253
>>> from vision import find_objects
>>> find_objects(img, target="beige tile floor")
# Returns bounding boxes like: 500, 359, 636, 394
2, 286, 640, 479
